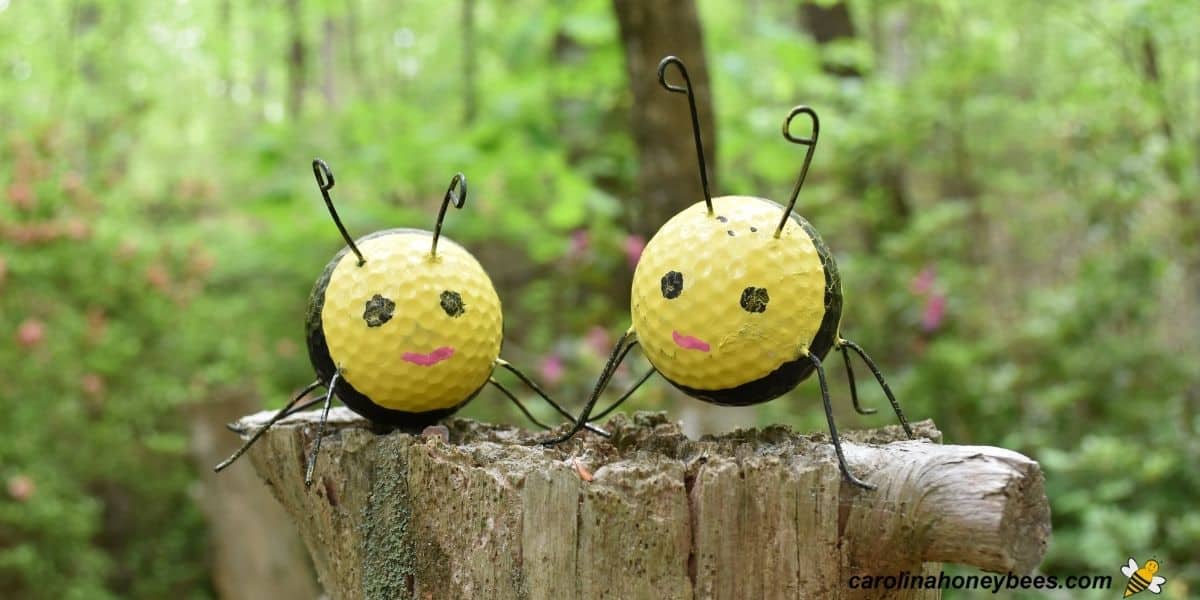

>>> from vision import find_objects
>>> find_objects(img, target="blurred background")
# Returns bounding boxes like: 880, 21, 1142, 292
1, 0, 1197, 598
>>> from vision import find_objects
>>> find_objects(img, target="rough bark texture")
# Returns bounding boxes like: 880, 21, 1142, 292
233, 409, 1050, 600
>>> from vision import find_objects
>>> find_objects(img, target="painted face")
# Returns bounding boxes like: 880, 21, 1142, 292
631, 196, 838, 393
312, 230, 502, 413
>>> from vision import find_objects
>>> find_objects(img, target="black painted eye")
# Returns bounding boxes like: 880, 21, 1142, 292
363, 294, 396, 327
740, 287, 769, 313
661, 271, 683, 299
440, 290, 465, 317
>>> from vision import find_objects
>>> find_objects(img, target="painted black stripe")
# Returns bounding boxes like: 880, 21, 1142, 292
1128, 573, 1149, 591
663, 201, 843, 406
798, 214, 843, 366
305, 228, 487, 427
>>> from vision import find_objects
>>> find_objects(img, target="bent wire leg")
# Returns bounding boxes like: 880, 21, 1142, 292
488, 377, 553, 430
592, 367, 657, 421
839, 338, 914, 439
495, 359, 608, 436
840, 344, 877, 415
304, 371, 340, 487
213, 379, 323, 472
805, 351, 874, 490
276, 396, 327, 421
542, 330, 637, 445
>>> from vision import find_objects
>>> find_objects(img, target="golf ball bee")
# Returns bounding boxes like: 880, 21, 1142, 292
216, 159, 593, 485
549, 56, 914, 489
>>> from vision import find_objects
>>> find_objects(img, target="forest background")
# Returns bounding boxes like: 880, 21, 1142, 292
1, 0, 1197, 598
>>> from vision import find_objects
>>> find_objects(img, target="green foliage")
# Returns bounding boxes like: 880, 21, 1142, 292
1, 0, 1198, 597
0, 128, 213, 598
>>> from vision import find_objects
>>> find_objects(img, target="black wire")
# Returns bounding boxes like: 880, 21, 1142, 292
214, 379, 323, 472
312, 159, 365, 266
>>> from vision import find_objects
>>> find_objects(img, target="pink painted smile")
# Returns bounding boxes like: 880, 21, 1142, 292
402, 346, 455, 366
672, 331, 710, 353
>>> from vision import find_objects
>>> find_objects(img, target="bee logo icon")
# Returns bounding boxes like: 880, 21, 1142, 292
1121, 558, 1166, 597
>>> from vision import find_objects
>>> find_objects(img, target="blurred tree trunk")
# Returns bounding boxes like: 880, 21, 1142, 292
798, 0, 860, 77
801, 1, 910, 253
611, 0, 752, 434
285, 0, 308, 118
612, 0, 716, 240
321, 17, 338, 108
188, 392, 322, 600
344, 0, 368, 98
463, 0, 477, 125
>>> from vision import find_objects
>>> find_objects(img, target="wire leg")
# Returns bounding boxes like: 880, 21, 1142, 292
592, 367, 657, 421
276, 396, 327, 421
840, 344, 877, 415
213, 379, 323, 472
805, 351, 874, 490
541, 330, 636, 445
488, 377, 553, 430
304, 371, 340, 487
494, 360, 608, 436
839, 338, 914, 439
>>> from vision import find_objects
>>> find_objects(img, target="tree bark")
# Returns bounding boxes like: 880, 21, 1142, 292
232, 409, 1050, 599
612, 0, 716, 240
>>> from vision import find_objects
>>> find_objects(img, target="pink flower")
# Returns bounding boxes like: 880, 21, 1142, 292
7, 475, 35, 502
64, 218, 91, 240
623, 234, 646, 270
6, 183, 34, 210
81, 373, 105, 397
921, 293, 947, 332
910, 265, 936, 296
539, 354, 565, 387
145, 264, 170, 291
568, 229, 590, 259
585, 326, 612, 356
16, 318, 45, 348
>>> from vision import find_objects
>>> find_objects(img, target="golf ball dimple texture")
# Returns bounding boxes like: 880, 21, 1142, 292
631, 196, 827, 391
320, 232, 501, 412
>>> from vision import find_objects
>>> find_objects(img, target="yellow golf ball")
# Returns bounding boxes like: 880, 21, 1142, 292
306, 229, 502, 420
630, 195, 842, 404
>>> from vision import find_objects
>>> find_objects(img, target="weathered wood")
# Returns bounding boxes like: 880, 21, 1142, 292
234, 409, 1050, 600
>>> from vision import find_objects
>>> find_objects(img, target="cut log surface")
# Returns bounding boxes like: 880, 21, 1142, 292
232, 409, 1050, 600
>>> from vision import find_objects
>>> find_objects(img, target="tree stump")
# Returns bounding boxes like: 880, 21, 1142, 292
232, 409, 1050, 600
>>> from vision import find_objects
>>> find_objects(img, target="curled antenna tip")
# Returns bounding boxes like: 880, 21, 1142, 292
431, 172, 468, 257
775, 105, 822, 238
656, 54, 712, 213
783, 106, 820, 145
445, 172, 467, 209
657, 56, 688, 93
312, 158, 335, 191
311, 157, 365, 265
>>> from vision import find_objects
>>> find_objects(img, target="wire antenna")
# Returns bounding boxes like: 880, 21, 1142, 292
312, 158, 365, 266
775, 106, 820, 238
431, 173, 467, 257
657, 55, 713, 215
